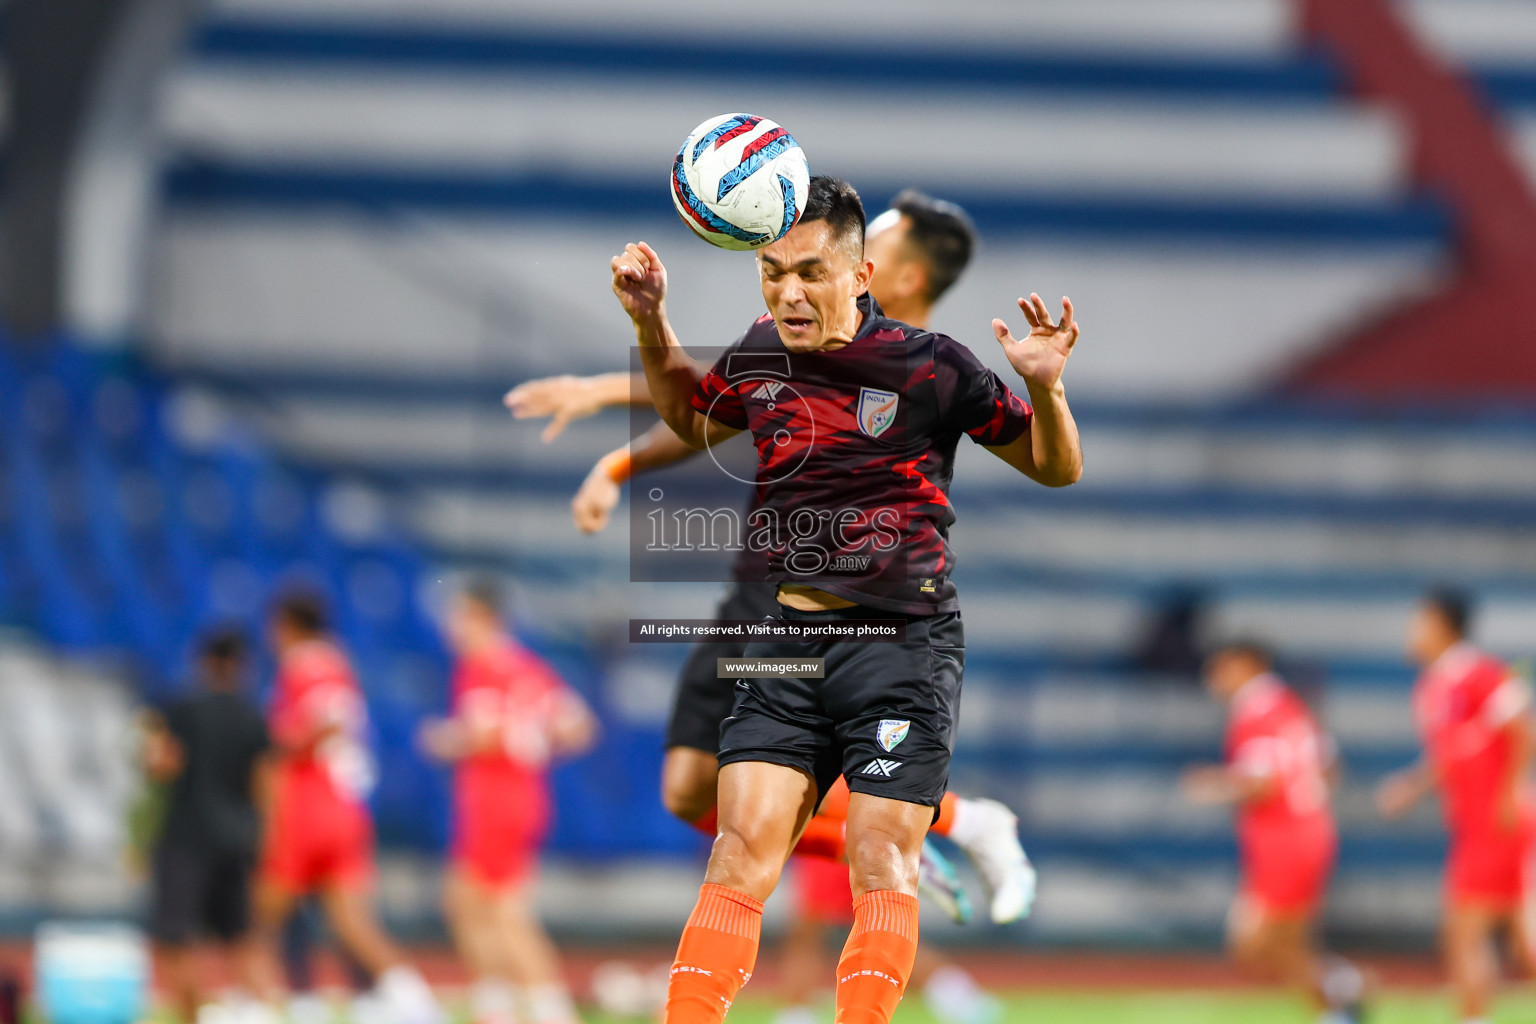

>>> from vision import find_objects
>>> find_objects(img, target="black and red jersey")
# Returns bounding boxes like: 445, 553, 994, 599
692, 294, 1032, 614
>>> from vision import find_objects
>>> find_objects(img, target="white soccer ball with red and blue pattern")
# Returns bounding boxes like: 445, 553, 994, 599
671, 113, 810, 251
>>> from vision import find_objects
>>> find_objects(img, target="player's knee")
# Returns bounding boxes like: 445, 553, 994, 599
661, 775, 715, 823
704, 825, 785, 899
845, 827, 918, 896
660, 752, 717, 823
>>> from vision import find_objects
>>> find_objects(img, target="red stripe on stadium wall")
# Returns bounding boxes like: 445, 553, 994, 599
1283, 0, 1536, 399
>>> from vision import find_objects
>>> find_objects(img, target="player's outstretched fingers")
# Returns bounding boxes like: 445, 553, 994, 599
1017, 297, 1040, 329
992, 318, 1015, 345
542, 411, 573, 443
1028, 293, 1054, 328
1060, 296, 1075, 330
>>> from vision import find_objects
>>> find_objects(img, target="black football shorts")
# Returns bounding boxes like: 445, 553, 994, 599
717, 602, 963, 809
665, 582, 781, 753
150, 841, 253, 945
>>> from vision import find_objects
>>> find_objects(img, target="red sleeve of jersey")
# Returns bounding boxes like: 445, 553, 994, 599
512, 646, 571, 705
933, 336, 1033, 446
1469, 657, 1530, 728
691, 364, 750, 430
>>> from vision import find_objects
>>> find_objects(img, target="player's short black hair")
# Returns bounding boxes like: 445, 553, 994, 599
197, 625, 249, 688
198, 626, 249, 665
799, 175, 866, 260
890, 190, 976, 302
273, 589, 328, 636
1208, 637, 1275, 668
1424, 586, 1473, 638
461, 576, 503, 616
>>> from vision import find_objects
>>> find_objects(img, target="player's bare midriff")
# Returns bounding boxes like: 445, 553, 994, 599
776, 584, 858, 611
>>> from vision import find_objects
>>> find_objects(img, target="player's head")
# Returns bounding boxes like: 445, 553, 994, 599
757, 175, 874, 352
197, 625, 249, 690
866, 190, 976, 328
1202, 638, 1274, 700
269, 589, 329, 653
445, 577, 505, 653
1409, 586, 1472, 665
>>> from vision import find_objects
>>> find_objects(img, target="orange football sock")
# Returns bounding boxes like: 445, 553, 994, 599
930, 793, 958, 836
689, 808, 718, 836
665, 884, 763, 1024
791, 814, 847, 861
834, 890, 919, 1024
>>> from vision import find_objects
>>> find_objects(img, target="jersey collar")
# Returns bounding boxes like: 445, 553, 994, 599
1424, 640, 1477, 681
1231, 671, 1284, 718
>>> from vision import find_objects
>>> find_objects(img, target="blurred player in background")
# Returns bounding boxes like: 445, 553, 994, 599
1377, 589, 1536, 1024
143, 628, 271, 1024
1183, 640, 1365, 1024
419, 580, 598, 1024
506, 192, 1037, 933
251, 592, 441, 1024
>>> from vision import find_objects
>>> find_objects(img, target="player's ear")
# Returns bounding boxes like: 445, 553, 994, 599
854, 256, 875, 296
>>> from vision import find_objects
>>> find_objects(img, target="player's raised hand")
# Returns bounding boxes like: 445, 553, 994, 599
993, 294, 1080, 390
611, 241, 668, 323
571, 463, 621, 534
505, 375, 605, 442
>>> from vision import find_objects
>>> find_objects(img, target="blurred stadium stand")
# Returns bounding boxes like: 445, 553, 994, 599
4, 0, 1536, 945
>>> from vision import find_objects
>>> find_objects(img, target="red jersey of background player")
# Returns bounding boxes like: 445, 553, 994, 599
1412, 642, 1534, 839
264, 638, 375, 890
450, 637, 574, 887
1225, 673, 1337, 914
269, 638, 374, 805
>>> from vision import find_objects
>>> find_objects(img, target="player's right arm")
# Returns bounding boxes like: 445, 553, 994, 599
1180, 763, 1277, 806
611, 241, 740, 449
504, 372, 652, 442
1375, 759, 1438, 818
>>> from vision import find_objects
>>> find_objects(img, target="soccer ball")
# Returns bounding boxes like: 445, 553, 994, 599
670, 113, 810, 251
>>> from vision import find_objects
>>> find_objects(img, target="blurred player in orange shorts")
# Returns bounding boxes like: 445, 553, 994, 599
420, 580, 598, 1024
251, 591, 441, 1024
1377, 589, 1536, 1024
1184, 640, 1365, 1024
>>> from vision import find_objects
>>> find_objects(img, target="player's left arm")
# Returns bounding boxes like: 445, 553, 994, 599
984, 294, 1083, 487
1488, 674, 1535, 829
549, 688, 600, 758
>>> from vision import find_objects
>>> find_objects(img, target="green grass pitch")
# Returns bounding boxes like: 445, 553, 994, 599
585, 988, 1536, 1024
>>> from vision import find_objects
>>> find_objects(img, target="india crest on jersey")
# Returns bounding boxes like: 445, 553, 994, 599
857, 387, 899, 437
877, 719, 910, 752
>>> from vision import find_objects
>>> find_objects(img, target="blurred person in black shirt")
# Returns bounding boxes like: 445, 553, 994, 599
143, 628, 273, 1024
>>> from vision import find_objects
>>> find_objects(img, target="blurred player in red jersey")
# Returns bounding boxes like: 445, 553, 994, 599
419, 580, 597, 1024
1184, 640, 1365, 1024
251, 591, 442, 1024
1377, 589, 1536, 1024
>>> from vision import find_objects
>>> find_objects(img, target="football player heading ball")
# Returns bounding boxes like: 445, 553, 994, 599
612, 175, 1082, 1024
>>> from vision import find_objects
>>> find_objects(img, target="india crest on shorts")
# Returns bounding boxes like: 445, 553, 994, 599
877, 719, 911, 753
857, 387, 899, 438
